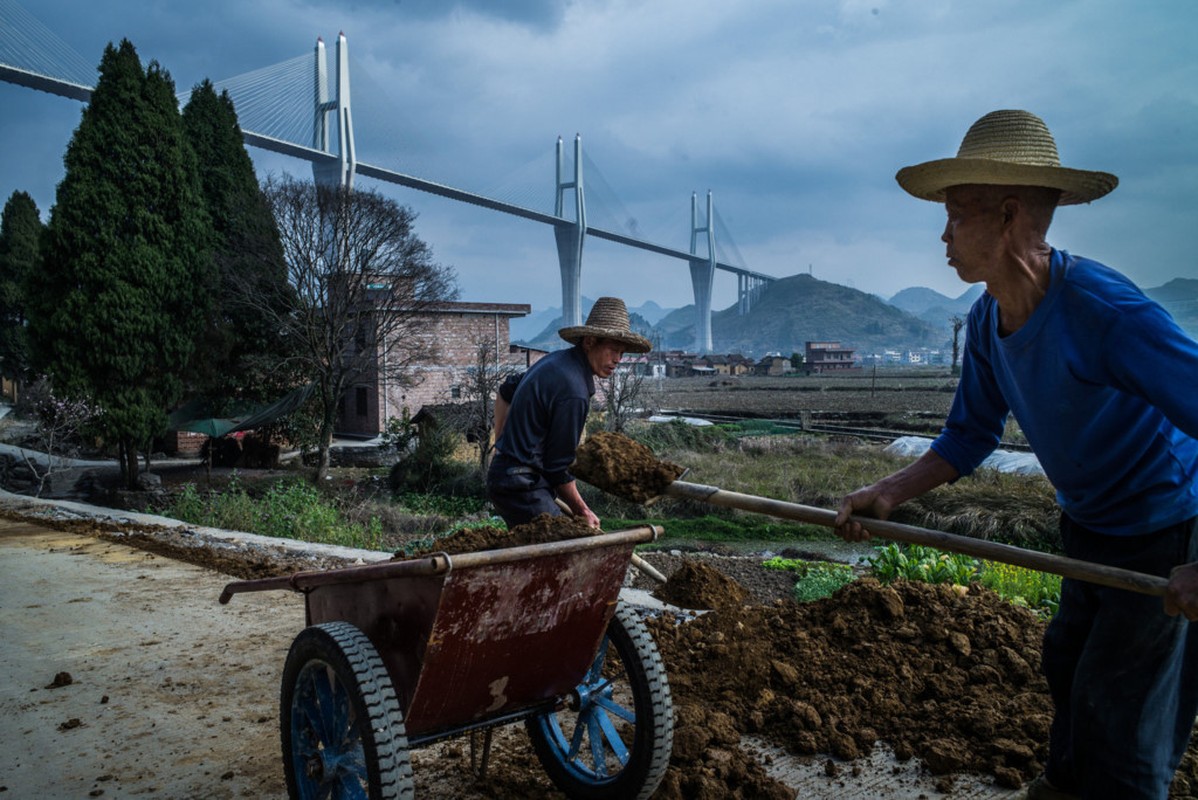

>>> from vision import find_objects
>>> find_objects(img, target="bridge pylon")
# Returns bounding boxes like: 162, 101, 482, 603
553, 134, 586, 329
689, 191, 716, 354
312, 33, 355, 188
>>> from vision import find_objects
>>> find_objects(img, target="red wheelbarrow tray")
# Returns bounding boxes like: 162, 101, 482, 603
218, 525, 661, 745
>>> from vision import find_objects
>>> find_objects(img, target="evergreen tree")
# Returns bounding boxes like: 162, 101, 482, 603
0, 191, 43, 391
181, 80, 297, 406
26, 40, 213, 487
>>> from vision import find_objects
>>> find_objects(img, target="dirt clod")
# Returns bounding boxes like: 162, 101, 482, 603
654, 560, 748, 609
46, 671, 73, 689
571, 431, 685, 503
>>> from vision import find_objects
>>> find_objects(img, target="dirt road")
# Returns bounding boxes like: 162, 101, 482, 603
0, 517, 299, 799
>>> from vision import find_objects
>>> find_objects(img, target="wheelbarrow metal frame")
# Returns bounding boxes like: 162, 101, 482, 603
220, 526, 662, 740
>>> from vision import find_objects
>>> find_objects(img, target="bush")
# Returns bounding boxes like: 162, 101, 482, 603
388, 422, 463, 494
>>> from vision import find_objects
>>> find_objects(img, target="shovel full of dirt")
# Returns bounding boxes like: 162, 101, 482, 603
571, 431, 1169, 598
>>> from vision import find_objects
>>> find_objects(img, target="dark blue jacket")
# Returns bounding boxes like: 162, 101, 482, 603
495, 346, 594, 485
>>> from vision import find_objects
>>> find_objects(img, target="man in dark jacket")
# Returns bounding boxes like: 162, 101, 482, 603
487, 296, 650, 529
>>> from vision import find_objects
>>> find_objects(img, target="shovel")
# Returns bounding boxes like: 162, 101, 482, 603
653, 480, 1169, 597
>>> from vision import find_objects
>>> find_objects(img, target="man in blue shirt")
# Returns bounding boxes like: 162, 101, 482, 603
487, 296, 650, 529
834, 110, 1198, 800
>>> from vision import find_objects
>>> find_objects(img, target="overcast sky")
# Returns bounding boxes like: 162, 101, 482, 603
1, 0, 1195, 313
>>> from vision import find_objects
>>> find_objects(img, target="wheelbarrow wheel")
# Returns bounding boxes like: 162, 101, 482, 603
526, 602, 674, 800
280, 621, 414, 800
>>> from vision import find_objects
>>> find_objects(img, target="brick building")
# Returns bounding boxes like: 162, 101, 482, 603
804, 341, 860, 373
336, 301, 534, 437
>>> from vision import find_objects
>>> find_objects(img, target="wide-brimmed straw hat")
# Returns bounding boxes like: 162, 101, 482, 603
895, 110, 1118, 206
558, 296, 652, 353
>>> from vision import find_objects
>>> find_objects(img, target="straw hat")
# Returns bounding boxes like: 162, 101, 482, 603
558, 296, 652, 353
895, 110, 1118, 205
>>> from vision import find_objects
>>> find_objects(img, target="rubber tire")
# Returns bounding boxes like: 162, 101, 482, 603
280, 621, 415, 800
526, 602, 674, 800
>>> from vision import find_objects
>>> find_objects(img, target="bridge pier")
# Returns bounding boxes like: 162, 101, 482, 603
689, 192, 716, 354
738, 273, 765, 315
554, 135, 586, 329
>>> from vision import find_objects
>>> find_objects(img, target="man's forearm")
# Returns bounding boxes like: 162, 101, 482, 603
878, 449, 960, 507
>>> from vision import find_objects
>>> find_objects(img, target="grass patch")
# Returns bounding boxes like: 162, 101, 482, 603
598, 423, 1060, 551
604, 514, 827, 544
159, 476, 386, 551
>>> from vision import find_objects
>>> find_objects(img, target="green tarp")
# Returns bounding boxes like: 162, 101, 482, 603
167, 384, 315, 438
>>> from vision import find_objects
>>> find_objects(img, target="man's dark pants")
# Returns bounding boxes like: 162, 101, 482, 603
1042, 514, 1198, 799
486, 452, 561, 528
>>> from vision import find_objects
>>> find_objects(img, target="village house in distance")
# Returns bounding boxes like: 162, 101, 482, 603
335, 300, 538, 438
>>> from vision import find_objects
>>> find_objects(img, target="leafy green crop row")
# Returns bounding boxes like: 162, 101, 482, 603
761, 544, 1061, 615
868, 543, 1061, 615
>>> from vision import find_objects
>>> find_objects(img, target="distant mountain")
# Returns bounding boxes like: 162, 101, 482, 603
632, 300, 671, 325
886, 278, 1198, 340
509, 305, 564, 343
658, 273, 945, 356
889, 285, 984, 329
510, 297, 674, 344
889, 285, 982, 314
1145, 278, 1198, 340
516, 304, 657, 353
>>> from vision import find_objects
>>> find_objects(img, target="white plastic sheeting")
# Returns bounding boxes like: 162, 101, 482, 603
885, 436, 1045, 477
647, 415, 714, 427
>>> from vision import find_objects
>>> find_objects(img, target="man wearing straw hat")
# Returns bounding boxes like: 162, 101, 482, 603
833, 110, 1198, 799
487, 296, 651, 529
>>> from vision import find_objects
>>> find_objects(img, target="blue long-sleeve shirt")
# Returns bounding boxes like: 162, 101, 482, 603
495, 345, 594, 486
932, 249, 1198, 535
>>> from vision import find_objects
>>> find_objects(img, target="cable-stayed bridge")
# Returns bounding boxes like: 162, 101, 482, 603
0, 1, 776, 352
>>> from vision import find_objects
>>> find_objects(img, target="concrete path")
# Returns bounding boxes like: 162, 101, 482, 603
0, 517, 300, 799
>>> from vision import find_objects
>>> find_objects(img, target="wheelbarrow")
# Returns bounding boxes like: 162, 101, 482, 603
219, 526, 674, 800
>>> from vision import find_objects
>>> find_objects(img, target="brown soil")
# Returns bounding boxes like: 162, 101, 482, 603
398, 512, 596, 558
572, 430, 685, 503
650, 576, 1051, 796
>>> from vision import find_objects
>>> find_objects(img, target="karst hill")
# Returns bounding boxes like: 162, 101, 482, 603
654, 273, 948, 356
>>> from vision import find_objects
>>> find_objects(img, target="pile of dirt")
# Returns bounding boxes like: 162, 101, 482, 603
649, 577, 1054, 795
654, 559, 749, 609
571, 430, 685, 503
398, 513, 596, 558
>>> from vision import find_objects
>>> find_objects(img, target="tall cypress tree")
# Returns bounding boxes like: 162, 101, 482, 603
181, 80, 297, 406
0, 191, 43, 391
27, 40, 213, 486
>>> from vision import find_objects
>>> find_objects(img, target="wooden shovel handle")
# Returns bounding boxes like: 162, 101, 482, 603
666, 480, 1169, 597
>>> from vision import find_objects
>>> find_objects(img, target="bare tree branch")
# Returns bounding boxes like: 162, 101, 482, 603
238, 176, 458, 479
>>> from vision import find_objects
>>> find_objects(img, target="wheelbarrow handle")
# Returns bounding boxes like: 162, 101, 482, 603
665, 480, 1170, 597
552, 497, 668, 584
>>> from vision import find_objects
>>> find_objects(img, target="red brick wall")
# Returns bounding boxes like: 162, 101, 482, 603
337, 309, 538, 437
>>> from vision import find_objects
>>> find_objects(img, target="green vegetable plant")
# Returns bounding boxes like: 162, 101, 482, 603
867, 542, 1061, 616
869, 543, 978, 586
763, 556, 856, 602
